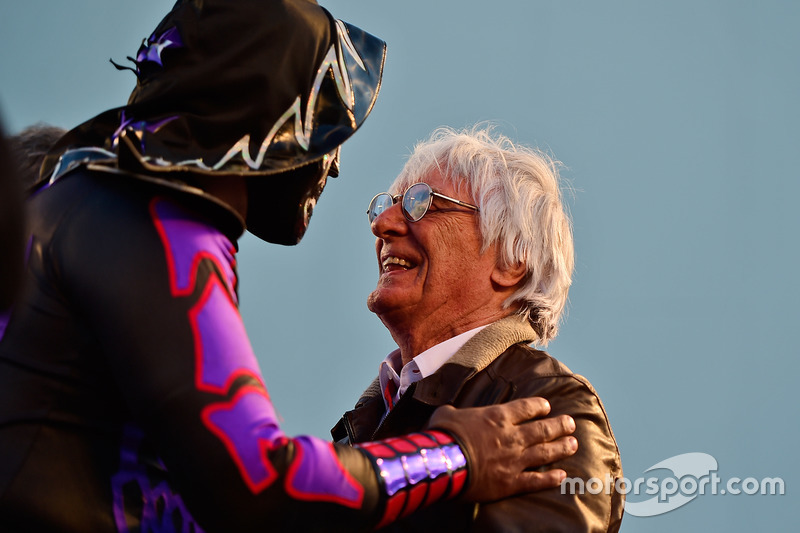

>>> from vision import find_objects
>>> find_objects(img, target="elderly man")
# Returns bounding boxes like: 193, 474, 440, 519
333, 126, 624, 531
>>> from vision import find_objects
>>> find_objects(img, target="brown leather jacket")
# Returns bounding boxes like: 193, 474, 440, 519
332, 316, 624, 532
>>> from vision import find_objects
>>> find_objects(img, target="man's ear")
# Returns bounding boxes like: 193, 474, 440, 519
491, 260, 527, 288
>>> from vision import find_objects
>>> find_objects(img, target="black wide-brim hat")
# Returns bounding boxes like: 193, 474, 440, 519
42, 0, 385, 244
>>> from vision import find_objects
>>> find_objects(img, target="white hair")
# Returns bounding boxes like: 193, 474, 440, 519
390, 125, 574, 344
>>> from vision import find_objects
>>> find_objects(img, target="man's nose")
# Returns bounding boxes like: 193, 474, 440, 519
371, 200, 408, 238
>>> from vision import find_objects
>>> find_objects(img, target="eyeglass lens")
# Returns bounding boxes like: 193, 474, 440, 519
367, 193, 393, 222
402, 183, 432, 222
367, 183, 438, 223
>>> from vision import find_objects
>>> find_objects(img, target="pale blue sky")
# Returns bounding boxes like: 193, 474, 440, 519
1, 1, 797, 531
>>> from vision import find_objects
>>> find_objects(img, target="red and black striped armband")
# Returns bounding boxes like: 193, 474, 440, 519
355, 430, 468, 529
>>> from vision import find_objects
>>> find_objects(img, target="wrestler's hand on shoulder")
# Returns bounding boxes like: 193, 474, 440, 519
427, 397, 577, 502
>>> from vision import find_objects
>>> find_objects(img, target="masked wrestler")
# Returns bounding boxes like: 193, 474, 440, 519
0, 1, 576, 531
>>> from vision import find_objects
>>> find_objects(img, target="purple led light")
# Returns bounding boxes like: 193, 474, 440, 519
377, 457, 408, 496
402, 453, 429, 486
423, 447, 450, 479
442, 444, 467, 471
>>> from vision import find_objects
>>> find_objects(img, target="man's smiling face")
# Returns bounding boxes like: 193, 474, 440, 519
367, 169, 503, 348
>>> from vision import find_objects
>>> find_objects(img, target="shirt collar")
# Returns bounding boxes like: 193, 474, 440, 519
378, 324, 488, 412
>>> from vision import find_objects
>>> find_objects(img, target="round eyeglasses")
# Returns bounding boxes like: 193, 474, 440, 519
366, 182, 479, 223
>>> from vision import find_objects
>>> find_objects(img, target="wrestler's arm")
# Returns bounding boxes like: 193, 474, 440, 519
63, 192, 382, 530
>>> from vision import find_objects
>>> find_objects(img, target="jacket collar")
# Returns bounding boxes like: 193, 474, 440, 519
358, 315, 538, 407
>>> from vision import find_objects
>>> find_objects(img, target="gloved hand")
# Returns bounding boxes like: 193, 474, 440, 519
427, 396, 577, 502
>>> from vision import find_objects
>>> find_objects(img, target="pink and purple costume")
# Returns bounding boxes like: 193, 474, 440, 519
0, 1, 471, 530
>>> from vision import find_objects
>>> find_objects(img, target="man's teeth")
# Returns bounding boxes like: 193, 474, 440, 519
382, 257, 414, 270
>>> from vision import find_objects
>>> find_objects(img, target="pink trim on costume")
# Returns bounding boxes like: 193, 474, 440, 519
384, 437, 418, 454
451, 469, 468, 496
201, 386, 280, 494
284, 440, 365, 508
426, 430, 453, 445
377, 491, 407, 529
149, 198, 237, 301
407, 432, 437, 448
188, 276, 264, 394
357, 442, 395, 458
424, 475, 450, 506
401, 484, 429, 519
